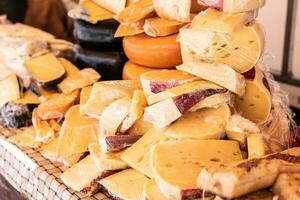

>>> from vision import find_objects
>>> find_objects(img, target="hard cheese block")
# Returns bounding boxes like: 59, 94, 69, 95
164, 104, 230, 140
122, 61, 157, 80
235, 67, 272, 123
123, 34, 182, 68
80, 0, 114, 20
0, 74, 21, 108
179, 21, 265, 73
121, 128, 168, 178
32, 108, 54, 143
247, 133, 266, 159
99, 169, 149, 200
151, 140, 242, 200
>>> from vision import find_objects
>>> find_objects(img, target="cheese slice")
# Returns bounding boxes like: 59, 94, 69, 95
119, 90, 147, 133
8, 126, 41, 148
121, 128, 168, 178
56, 105, 98, 158
164, 104, 230, 140
58, 58, 80, 77
153, 0, 191, 22
142, 179, 168, 200
0, 74, 21, 108
91, 0, 126, 14
32, 109, 54, 143
68, 6, 114, 24
247, 133, 266, 159
100, 97, 131, 136
13, 90, 40, 105
80, 86, 92, 105
88, 143, 128, 171
235, 68, 272, 123
177, 61, 246, 96
191, 8, 257, 34
141, 70, 199, 97
99, 169, 149, 200
80, 80, 141, 118
58, 68, 100, 93
115, 20, 145, 38
122, 61, 157, 80
151, 140, 242, 200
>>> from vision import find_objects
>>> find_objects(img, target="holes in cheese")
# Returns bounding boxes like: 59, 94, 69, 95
26, 53, 66, 86
122, 61, 157, 80
0, 74, 22, 108
235, 68, 271, 123
151, 140, 242, 200
164, 104, 230, 140
8, 126, 41, 148
123, 34, 182, 68
32, 108, 54, 143
58, 68, 100, 94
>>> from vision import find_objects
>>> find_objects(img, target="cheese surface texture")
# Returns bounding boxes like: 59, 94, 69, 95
122, 61, 156, 80
32, 109, 54, 143
91, 0, 126, 14
143, 179, 168, 200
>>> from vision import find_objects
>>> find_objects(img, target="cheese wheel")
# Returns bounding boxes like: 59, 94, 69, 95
122, 61, 157, 80
123, 34, 182, 68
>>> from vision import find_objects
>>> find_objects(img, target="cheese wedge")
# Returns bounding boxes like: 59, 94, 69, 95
191, 8, 257, 34
8, 126, 41, 148
165, 104, 230, 140
235, 68, 272, 123
32, 109, 54, 143
141, 70, 199, 97
99, 169, 149, 200
179, 21, 265, 73
126, 0, 140, 6
273, 173, 300, 200
100, 97, 131, 136
88, 143, 128, 171
142, 179, 168, 200
115, 20, 145, 38
80, 86, 92, 105
80, 80, 141, 118
122, 61, 157, 80
247, 133, 267, 159
80, 0, 114, 18
58, 58, 80, 77
0, 74, 21, 108
121, 128, 168, 178
58, 68, 100, 94
153, 0, 191, 22
119, 90, 147, 133
197, 148, 300, 199
92, 0, 126, 14
126, 116, 153, 135
151, 140, 242, 200
68, 6, 114, 24
115, 0, 154, 24
177, 61, 246, 96
13, 90, 41, 105
225, 114, 260, 149
56, 105, 98, 158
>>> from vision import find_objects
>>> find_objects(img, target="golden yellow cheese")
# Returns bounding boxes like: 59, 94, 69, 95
164, 104, 230, 140
115, 20, 145, 38
58, 58, 80, 77
58, 68, 100, 93
0, 74, 21, 107
126, 0, 140, 6
8, 126, 41, 148
56, 105, 99, 158
32, 109, 54, 143
68, 6, 114, 24
80, 0, 114, 19
92, 0, 126, 14
80, 86, 92, 105
126, 116, 153, 135
13, 90, 40, 105
122, 61, 156, 80
142, 179, 168, 200
247, 133, 266, 159
123, 34, 182, 68
191, 0, 207, 13
222, 0, 265, 13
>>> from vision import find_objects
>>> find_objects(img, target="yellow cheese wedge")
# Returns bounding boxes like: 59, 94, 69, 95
151, 140, 242, 200
119, 90, 147, 133
153, 0, 191, 22
247, 133, 266, 159
58, 58, 80, 77
0, 74, 21, 107
164, 104, 230, 140
56, 105, 98, 158
142, 179, 168, 200
122, 61, 157, 80
80, 80, 141, 118
8, 126, 41, 148
99, 169, 149, 200
58, 68, 100, 93
100, 97, 131, 136
80, 0, 114, 18
235, 68, 272, 123
223, 0, 265, 13
80, 86, 92, 106
179, 21, 265, 73
68, 6, 114, 24
177, 62, 245, 96
115, 20, 145, 38
144, 17, 187, 37
88, 143, 128, 171
191, 8, 257, 34
32, 109, 54, 143
13, 90, 40, 105
126, 116, 153, 135
115, 0, 154, 24
121, 128, 168, 178
92, 0, 126, 14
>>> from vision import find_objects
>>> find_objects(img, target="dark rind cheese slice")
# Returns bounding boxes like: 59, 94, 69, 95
74, 19, 122, 51
103, 135, 142, 152
73, 45, 127, 80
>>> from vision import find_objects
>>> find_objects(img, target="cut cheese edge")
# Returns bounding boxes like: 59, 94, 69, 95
91, 0, 126, 14
247, 133, 266, 159
68, 6, 114, 24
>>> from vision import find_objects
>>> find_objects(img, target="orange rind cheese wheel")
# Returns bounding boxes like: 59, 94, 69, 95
122, 61, 157, 80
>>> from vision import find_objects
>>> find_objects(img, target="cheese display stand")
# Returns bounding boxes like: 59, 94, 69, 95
1, 0, 300, 200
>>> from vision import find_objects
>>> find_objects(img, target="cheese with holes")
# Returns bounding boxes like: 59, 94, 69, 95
191, 8, 257, 34
80, 86, 92, 105
58, 68, 100, 93
119, 90, 147, 133
0, 74, 21, 108
123, 34, 182, 68
80, 80, 141, 118
99, 169, 149, 200
179, 21, 265, 73
37, 90, 79, 120
247, 133, 266, 159
56, 105, 98, 157
115, 20, 145, 38
100, 97, 131, 136
59, 58, 80, 77
235, 68, 272, 123
151, 140, 242, 200
177, 61, 246, 96
122, 61, 156, 80
143, 179, 168, 200
32, 109, 54, 143
8, 126, 41, 148
153, 0, 191, 22
141, 70, 199, 97
92, 0, 126, 14
88, 143, 128, 171
121, 128, 168, 177
165, 104, 230, 140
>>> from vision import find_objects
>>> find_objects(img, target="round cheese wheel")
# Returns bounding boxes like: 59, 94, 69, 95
122, 61, 157, 80
123, 33, 182, 68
